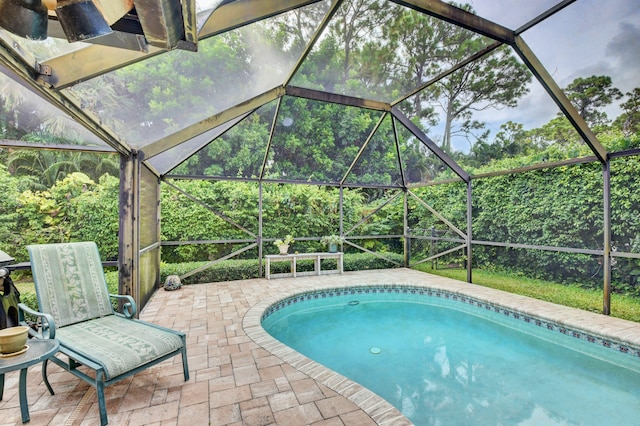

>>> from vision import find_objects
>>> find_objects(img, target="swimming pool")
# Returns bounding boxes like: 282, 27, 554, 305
260, 285, 640, 425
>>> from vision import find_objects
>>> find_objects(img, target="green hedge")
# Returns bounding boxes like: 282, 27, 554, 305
159, 252, 404, 285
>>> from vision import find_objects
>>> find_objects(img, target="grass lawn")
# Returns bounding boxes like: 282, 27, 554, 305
413, 265, 640, 323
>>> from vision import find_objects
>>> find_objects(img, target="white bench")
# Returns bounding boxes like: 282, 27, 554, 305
265, 252, 343, 279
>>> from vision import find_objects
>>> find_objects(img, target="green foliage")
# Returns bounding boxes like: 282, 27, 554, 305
563, 75, 623, 127
6, 148, 119, 191
160, 180, 380, 263
104, 271, 119, 294
17, 291, 38, 323
73, 175, 120, 260
343, 252, 404, 271
160, 180, 260, 262
615, 87, 640, 135
321, 235, 344, 245
0, 164, 27, 256
160, 259, 259, 284
177, 111, 272, 178
262, 183, 343, 239
274, 235, 295, 247
473, 164, 605, 285
15, 172, 96, 250
411, 160, 640, 297
409, 182, 468, 232
1, 171, 119, 262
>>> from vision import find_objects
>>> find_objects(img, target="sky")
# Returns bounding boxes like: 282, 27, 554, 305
448, 0, 640, 152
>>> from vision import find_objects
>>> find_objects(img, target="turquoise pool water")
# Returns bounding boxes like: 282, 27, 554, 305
261, 286, 640, 425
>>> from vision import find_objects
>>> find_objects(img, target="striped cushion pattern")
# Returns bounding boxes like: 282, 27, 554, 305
28, 242, 113, 327
57, 315, 183, 380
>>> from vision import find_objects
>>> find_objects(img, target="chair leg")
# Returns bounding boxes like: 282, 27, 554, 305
96, 372, 108, 426
182, 348, 190, 381
42, 359, 55, 395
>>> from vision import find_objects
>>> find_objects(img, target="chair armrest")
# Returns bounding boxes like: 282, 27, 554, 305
109, 293, 137, 318
18, 302, 56, 339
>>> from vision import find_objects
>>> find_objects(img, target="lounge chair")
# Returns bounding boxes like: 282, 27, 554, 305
19, 242, 189, 425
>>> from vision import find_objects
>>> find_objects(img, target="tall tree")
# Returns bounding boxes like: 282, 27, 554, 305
563, 75, 623, 128
266, 1, 330, 56
532, 115, 582, 148
384, 8, 444, 125
617, 87, 640, 136
266, 97, 378, 182
65, 73, 135, 138
330, 0, 386, 83
322, 0, 400, 99
383, 4, 531, 152
433, 44, 531, 153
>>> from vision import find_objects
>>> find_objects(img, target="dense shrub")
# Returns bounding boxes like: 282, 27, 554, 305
3, 172, 119, 263
0, 165, 28, 256
160, 181, 378, 263
74, 175, 120, 260
3, 145, 640, 297
411, 160, 640, 296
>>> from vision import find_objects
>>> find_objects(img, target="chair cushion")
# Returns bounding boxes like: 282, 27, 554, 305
28, 242, 113, 327
56, 316, 184, 380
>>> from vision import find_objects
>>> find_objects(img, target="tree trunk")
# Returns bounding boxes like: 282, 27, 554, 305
443, 101, 454, 153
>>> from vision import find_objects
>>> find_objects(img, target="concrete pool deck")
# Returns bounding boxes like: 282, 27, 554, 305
1, 268, 639, 425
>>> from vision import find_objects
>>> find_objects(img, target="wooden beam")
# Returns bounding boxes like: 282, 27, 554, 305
286, 86, 390, 111
391, 0, 515, 44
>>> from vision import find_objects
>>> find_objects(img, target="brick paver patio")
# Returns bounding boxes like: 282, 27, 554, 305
2, 268, 639, 425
